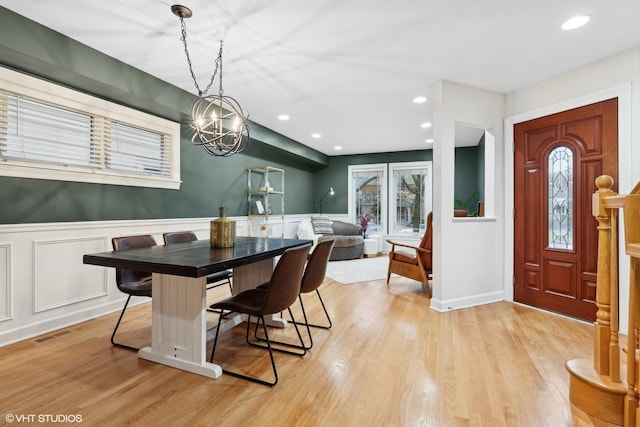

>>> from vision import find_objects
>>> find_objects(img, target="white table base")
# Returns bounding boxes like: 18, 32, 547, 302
139, 257, 281, 379
138, 273, 222, 378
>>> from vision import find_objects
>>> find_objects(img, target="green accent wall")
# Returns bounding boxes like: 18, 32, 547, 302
0, 7, 325, 224
454, 146, 481, 213
477, 135, 486, 202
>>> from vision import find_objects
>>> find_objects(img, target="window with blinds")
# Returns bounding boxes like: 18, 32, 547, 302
107, 122, 168, 175
3, 95, 94, 167
0, 67, 180, 189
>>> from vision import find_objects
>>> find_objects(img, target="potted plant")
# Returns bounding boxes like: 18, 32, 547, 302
357, 213, 372, 238
454, 190, 479, 217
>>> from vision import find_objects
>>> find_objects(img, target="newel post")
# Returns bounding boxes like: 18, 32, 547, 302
593, 175, 617, 375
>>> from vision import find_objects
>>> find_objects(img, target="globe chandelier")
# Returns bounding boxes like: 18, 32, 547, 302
171, 4, 249, 156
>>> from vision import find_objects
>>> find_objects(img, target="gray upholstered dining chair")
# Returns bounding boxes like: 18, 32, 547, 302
111, 234, 157, 351
209, 243, 312, 386
162, 231, 233, 303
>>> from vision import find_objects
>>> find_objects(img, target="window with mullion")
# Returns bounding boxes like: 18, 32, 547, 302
0, 66, 180, 189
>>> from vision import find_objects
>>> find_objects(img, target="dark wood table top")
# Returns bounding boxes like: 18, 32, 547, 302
83, 236, 312, 278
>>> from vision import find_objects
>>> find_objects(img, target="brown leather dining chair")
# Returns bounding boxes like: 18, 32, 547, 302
386, 211, 433, 296
111, 234, 157, 351
209, 243, 312, 386
255, 237, 335, 351
162, 231, 233, 302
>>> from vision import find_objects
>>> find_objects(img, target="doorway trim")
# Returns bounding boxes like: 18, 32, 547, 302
503, 83, 632, 310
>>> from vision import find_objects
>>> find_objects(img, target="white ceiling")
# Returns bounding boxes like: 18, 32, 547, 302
3, 0, 640, 156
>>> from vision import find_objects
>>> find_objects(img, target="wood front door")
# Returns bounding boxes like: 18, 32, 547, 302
514, 98, 618, 321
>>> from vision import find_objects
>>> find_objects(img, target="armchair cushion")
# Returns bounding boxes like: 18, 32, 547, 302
390, 249, 420, 265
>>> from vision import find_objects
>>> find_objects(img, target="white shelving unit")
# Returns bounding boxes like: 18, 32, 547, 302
247, 166, 285, 237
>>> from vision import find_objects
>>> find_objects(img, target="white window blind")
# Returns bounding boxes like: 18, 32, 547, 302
0, 66, 181, 189
108, 121, 169, 176
3, 95, 94, 167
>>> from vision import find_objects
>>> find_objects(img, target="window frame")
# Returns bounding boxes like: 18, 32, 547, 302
388, 161, 432, 236
0, 67, 181, 189
348, 161, 433, 237
547, 145, 574, 250
348, 163, 388, 234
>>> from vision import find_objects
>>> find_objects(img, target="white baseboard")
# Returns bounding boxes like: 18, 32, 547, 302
0, 297, 149, 347
429, 291, 504, 312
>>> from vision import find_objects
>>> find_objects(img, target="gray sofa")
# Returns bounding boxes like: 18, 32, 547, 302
297, 218, 364, 261
319, 220, 364, 261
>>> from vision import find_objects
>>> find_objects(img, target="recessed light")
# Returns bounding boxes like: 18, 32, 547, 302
425, 139, 434, 143
420, 122, 432, 129
334, 146, 343, 151
278, 114, 290, 121
311, 133, 322, 139
413, 96, 427, 104
562, 15, 590, 30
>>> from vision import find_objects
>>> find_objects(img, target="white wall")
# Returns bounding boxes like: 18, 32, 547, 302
503, 46, 640, 332
431, 80, 506, 311
0, 215, 308, 347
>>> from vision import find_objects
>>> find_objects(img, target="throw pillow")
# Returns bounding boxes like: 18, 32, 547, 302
310, 216, 334, 235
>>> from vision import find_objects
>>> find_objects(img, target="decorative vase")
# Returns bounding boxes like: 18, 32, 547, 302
210, 206, 236, 248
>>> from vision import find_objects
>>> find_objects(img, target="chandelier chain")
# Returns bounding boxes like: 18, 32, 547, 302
179, 16, 219, 97
171, 4, 249, 156
215, 42, 224, 96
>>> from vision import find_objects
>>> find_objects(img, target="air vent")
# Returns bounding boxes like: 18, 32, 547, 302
35, 330, 71, 342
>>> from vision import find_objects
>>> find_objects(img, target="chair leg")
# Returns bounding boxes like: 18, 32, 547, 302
295, 296, 313, 349
205, 278, 233, 314
251, 309, 308, 356
110, 295, 140, 352
292, 289, 332, 330
311, 289, 332, 329
206, 306, 233, 315
423, 275, 433, 297
209, 311, 224, 363
269, 295, 314, 349
210, 313, 278, 387
206, 277, 233, 293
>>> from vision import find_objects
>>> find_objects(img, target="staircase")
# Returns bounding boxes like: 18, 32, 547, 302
566, 175, 640, 426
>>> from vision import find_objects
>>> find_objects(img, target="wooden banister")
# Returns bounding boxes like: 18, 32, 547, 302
592, 175, 619, 378
566, 175, 638, 425
623, 194, 640, 426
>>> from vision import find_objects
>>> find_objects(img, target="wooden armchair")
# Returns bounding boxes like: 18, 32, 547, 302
386, 212, 432, 296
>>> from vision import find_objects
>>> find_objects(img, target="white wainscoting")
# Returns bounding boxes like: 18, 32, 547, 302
33, 236, 109, 313
0, 214, 313, 347
0, 243, 11, 322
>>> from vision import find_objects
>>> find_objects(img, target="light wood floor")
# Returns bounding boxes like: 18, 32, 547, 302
0, 276, 611, 426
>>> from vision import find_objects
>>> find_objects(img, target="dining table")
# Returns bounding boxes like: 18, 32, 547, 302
83, 236, 312, 379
